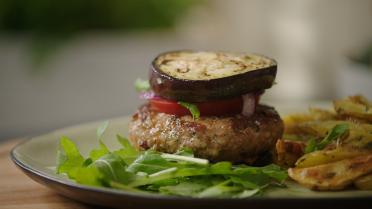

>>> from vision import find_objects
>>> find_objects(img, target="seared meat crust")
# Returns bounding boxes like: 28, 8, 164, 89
129, 104, 283, 164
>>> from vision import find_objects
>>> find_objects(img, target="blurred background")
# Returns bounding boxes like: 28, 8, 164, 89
1, 0, 371, 141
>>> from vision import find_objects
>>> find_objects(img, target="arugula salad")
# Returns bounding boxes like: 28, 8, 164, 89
56, 122, 288, 198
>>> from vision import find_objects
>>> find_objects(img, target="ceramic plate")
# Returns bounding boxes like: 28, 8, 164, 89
11, 106, 372, 209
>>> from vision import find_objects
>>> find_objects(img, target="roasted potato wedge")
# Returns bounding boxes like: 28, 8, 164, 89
308, 108, 338, 120
283, 95, 372, 191
284, 108, 336, 134
289, 120, 372, 141
348, 95, 371, 106
289, 120, 349, 137
288, 154, 372, 190
295, 147, 371, 168
274, 139, 305, 167
334, 95, 372, 122
344, 132, 372, 150
354, 173, 372, 190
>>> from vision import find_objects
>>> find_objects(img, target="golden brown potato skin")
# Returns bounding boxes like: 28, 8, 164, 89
288, 154, 372, 191
283, 95, 372, 191
355, 173, 372, 190
274, 139, 305, 168
129, 104, 283, 164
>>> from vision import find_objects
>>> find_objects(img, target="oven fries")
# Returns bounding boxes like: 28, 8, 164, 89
288, 154, 372, 190
355, 173, 372, 190
334, 95, 372, 123
279, 95, 372, 191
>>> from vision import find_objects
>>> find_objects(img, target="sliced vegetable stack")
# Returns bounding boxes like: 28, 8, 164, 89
130, 51, 283, 164
145, 51, 277, 117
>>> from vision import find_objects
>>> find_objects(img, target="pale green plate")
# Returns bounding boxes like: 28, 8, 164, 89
11, 113, 372, 209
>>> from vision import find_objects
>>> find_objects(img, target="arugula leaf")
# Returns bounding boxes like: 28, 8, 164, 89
232, 165, 283, 189
93, 153, 134, 184
175, 148, 194, 157
161, 153, 209, 165
147, 162, 286, 197
260, 164, 288, 182
75, 166, 103, 186
110, 181, 150, 193
317, 124, 349, 149
229, 176, 258, 189
96, 121, 109, 140
210, 161, 233, 174
234, 189, 260, 198
114, 135, 139, 164
56, 126, 288, 198
304, 138, 317, 154
197, 180, 242, 198
126, 150, 176, 175
135, 78, 150, 92
89, 140, 110, 161
305, 124, 349, 153
178, 101, 200, 120
56, 136, 85, 178
82, 158, 93, 167
159, 181, 210, 196
128, 162, 231, 187
117, 134, 135, 150
89, 121, 110, 161
145, 178, 180, 191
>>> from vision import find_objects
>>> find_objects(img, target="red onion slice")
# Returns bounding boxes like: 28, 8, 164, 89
242, 93, 256, 117
139, 91, 156, 100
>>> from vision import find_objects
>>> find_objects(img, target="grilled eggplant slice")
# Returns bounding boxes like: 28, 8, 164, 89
150, 51, 277, 102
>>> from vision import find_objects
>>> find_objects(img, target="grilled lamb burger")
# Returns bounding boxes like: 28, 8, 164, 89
129, 51, 283, 164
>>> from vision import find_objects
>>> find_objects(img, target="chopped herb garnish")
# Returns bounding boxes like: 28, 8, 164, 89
178, 101, 200, 120
304, 138, 317, 154
304, 124, 349, 153
134, 78, 150, 92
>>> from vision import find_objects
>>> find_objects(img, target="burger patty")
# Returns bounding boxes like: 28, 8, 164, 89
128, 104, 283, 164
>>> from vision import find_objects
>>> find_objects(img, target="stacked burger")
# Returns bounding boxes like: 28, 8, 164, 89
129, 51, 283, 164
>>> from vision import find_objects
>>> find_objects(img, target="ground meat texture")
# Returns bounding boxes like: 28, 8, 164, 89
128, 104, 284, 164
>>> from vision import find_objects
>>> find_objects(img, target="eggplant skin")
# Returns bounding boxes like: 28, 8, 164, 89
150, 50, 277, 102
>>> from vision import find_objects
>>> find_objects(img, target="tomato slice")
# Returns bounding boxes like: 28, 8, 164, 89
149, 97, 244, 117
